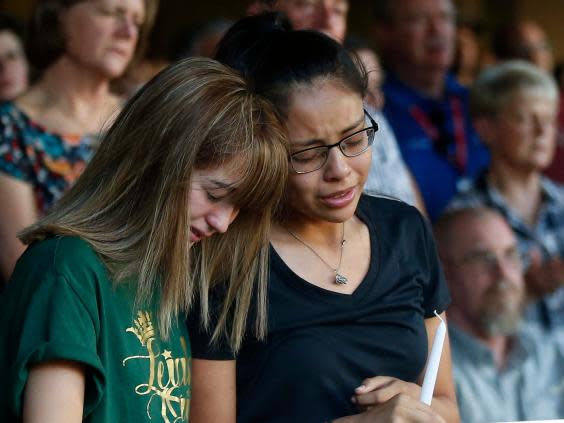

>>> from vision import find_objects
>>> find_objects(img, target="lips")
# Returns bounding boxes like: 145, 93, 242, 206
319, 187, 356, 208
190, 226, 206, 243
108, 47, 131, 59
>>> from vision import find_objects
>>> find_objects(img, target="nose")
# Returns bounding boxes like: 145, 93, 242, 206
491, 255, 521, 283
323, 147, 351, 181
532, 114, 555, 137
314, 1, 340, 39
316, 1, 331, 24
428, 12, 455, 37
206, 204, 239, 234
116, 15, 138, 39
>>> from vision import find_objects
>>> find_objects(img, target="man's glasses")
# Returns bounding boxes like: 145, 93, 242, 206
451, 247, 524, 275
289, 109, 378, 174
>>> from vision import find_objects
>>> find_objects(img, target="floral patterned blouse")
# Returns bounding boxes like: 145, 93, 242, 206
0, 102, 98, 215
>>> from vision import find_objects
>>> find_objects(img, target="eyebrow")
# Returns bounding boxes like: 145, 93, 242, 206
292, 114, 366, 149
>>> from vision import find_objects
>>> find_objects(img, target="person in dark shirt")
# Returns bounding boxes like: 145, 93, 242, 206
187, 13, 459, 423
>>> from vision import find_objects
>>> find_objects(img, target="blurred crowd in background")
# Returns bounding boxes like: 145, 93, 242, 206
0, 1, 563, 422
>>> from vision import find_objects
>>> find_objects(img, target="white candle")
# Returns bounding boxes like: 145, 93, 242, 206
420, 310, 446, 405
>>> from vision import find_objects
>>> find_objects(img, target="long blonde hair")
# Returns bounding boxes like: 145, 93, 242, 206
20, 57, 289, 351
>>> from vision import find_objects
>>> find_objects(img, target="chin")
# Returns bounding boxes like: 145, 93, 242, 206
321, 199, 361, 223
99, 60, 131, 80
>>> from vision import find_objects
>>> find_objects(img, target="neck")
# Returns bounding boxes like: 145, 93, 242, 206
37, 56, 113, 111
392, 65, 447, 99
487, 164, 542, 224
278, 215, 345, 246
484, 335, 512, 370
448, 308, 512, 369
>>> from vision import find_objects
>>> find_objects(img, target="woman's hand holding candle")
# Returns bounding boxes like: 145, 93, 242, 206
347, 377, 445, 423
352, 376, 421, 409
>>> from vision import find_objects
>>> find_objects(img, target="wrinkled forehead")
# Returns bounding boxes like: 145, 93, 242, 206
456, 212, 517, 253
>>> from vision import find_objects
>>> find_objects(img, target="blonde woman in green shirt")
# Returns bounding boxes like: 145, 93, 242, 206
0, 57, 289, 422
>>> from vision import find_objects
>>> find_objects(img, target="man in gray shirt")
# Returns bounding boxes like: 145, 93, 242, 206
434, 207, 564, 423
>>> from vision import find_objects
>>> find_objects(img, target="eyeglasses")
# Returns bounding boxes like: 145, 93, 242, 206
451, 247, 524, 274
289, 109, 378, 174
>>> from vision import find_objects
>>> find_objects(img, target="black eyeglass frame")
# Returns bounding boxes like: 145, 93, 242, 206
289, 109, 379, 174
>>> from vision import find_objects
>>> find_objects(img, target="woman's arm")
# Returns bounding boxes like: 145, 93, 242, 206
0, 173, 37, 282
23, 360, 85, 423
190, 359, 236, 423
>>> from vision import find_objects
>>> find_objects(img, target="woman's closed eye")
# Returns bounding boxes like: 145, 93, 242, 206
205, 186, 235, 202
292, 148, 327, 162
344, 137, 365, 147
206, 191, 228, 202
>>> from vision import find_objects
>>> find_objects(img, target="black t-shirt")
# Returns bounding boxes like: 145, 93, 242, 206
188, 195, 451, 422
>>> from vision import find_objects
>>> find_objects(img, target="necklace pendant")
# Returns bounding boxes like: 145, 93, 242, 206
335, 273, 348, 285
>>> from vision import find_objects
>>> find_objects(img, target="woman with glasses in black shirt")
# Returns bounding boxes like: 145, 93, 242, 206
187, 13, 459, 423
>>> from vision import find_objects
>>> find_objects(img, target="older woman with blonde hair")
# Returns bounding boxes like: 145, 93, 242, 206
0, 57, 289, 422
0, 0, 159, 282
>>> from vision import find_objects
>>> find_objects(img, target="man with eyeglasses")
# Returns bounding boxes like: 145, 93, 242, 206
434, 207, 564, 423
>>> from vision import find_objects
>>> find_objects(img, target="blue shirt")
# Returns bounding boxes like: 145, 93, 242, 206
449, 323, 564, 423
449, 173, 564, 331
383, 73, 490, 220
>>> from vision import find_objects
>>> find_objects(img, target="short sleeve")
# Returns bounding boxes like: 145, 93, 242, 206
186, 288, 235, 360
417, 212, 451, 318
3, 269, 105, 418
0, 103, 34, 183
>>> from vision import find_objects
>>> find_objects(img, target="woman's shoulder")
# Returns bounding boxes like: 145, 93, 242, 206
359, 193, 421, 222
24, 235, 96, 258
0, 101, 32, 129
17, 236, 108, 286
358, 194, 431, 246
0, 100, 53, 146
4, 236, 111, 329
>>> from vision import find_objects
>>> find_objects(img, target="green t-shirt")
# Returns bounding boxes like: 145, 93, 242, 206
0, 236, 191, 422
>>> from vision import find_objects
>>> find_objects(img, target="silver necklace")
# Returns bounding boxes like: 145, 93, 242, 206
286, 223, 348, 285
